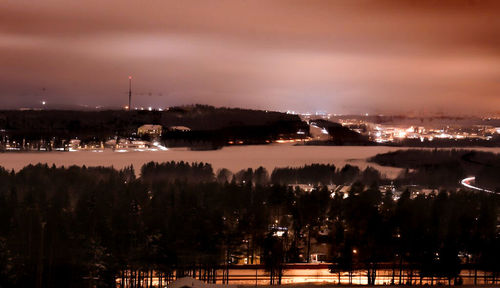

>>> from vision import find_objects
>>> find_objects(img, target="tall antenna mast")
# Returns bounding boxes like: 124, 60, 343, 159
128, 76, 132, 111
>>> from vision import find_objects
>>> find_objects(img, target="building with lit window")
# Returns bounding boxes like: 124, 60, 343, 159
137, 124, 162, 137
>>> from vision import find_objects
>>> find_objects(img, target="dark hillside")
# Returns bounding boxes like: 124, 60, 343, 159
309, 119, 372, 145
0, 105, 307, 144
370, 149, 500, 191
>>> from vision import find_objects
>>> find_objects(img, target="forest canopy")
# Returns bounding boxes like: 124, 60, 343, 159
0, 158, 498, 287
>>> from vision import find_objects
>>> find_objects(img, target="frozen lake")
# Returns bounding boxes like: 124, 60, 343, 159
1, 144, 499, 178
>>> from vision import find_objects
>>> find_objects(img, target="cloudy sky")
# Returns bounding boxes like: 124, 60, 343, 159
1, 0, 499, 115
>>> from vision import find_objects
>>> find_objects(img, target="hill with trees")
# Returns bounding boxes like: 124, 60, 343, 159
307, 119, 372, 145
370, 149, 500, 191
0, 105, 307, 147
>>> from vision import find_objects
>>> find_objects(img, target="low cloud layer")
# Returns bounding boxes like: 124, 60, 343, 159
1, 0, 499, 115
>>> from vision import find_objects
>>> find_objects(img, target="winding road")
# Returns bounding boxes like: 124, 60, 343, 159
460, 176, 496, 194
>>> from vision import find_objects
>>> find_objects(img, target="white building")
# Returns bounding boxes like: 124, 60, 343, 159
169, 126, 191, 132
138, 124, 162, 137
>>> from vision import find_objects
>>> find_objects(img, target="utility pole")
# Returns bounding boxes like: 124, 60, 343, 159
36, 221, 46, 288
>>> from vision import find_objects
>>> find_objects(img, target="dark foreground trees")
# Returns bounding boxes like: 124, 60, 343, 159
0, 162, 498, 287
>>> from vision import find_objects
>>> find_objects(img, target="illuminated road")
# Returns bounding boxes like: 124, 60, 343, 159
460, 176, 495, 194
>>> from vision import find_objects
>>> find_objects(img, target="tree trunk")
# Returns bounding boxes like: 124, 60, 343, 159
306, 228, 311, 263
278, 265, 282, 285
251, 235, 255, 264
474, 268, 477, 285
391, 262, 395, 285
138, 270, 142, 288
121, 270, 125, 288
398, 255, 403, 285
367, 268, 371, 285
131, 270, 135, 288
150, 269, 153, 288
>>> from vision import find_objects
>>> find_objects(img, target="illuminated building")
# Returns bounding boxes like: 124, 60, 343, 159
138, 124, 163, 137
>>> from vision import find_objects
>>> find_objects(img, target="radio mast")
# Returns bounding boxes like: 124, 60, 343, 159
128, 76, 132, 111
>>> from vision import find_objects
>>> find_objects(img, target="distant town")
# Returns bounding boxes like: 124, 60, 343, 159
303, 113, 500, 146
0, 106, 499, 152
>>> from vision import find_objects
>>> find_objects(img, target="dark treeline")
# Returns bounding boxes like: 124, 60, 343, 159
395, 136, 500, 148
0, 162, 499, 287
141, 161, 214, 183
271, 164, 382, 186
0, 105, 306, 145
370, 149, 500, 191
162, 120, 307, 149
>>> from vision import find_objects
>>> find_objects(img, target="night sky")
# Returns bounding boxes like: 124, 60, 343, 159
1, 0, 499, 115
